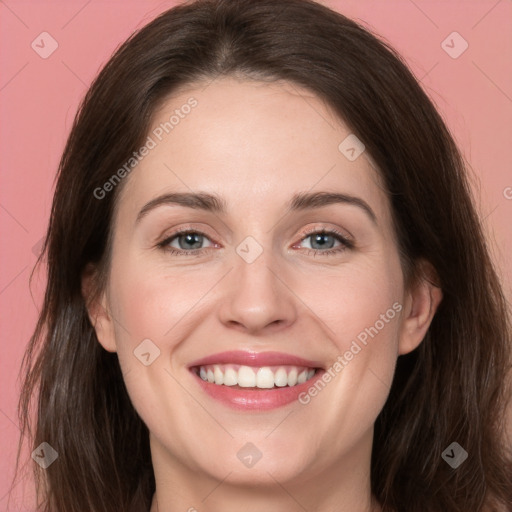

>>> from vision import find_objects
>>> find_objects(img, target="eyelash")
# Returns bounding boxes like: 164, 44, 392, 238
156, 226, 354, 257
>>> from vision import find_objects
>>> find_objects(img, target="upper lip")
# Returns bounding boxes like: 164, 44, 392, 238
188, 350, 324, 369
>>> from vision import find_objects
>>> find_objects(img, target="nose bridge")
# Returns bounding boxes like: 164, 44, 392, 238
235, 234, 276, 289
218, 233, 298, 333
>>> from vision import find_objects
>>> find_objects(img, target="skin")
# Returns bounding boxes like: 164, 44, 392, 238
83, 76, 442, 512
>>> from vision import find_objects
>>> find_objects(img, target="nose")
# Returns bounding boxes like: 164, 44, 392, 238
218, 244, 299, 335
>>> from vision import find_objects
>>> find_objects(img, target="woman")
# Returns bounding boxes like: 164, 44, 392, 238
15, 0, 512, 510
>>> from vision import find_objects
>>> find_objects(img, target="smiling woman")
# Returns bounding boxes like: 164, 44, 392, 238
14, 0, 512, 511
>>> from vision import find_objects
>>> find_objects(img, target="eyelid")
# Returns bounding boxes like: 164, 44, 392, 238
297, 224, 354, 245
157, 224, 219, 244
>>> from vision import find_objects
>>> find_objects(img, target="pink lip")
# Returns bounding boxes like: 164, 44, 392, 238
188, 350, 325, 411
188, 350, 324, 369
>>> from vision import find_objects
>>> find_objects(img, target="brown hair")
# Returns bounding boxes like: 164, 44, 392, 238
14, 0, 512, 510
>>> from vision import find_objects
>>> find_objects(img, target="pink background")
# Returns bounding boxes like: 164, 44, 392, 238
1, 0, 511, 508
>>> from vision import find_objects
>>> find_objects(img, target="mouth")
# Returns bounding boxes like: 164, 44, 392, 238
191, 364, 318, 389
188, 351, 326, 410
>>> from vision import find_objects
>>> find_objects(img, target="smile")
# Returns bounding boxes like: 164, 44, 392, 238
188, 351, 326, 410
193, 364, 317, 389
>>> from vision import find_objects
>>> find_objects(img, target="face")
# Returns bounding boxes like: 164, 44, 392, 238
86, 76, 440, 494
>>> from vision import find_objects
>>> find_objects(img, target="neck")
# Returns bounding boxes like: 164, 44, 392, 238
150, 491, 382, 512
148, 428, 381, 512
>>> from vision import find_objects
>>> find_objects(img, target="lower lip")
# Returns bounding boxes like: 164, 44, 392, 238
190, 368, 326, 411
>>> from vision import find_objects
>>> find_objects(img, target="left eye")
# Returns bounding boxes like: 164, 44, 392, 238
299, 231, 342, 251
164, 231, 213, 251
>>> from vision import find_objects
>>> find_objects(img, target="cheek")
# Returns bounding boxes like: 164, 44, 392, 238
284, 259, 403, 462
301, 257, 403, 353
296, 253, 404, 413
109, 260, 214, 350
105, 263, 200, 447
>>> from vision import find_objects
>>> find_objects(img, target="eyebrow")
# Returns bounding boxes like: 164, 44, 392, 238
135, 190, 377, 225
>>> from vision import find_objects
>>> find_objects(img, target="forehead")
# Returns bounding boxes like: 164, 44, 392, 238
115, 77, 389, 225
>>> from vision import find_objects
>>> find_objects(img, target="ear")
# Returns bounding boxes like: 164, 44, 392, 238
81, 263, 117, 353
398, 261, 443, 355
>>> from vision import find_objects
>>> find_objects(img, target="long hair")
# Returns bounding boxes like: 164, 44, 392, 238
15, 0, 512, 510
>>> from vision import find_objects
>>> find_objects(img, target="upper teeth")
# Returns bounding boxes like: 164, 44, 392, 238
197, 364, 316, 388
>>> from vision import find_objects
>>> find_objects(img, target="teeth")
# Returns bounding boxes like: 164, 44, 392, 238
274, 367, 288, 387
288, 368, 298, 386
256, 367, 275, 388
196, 364, 318, 389
297, 369, 308, 384
238, 365, 256, 387
223, 367, 238, 386
213, 365, 224, 385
